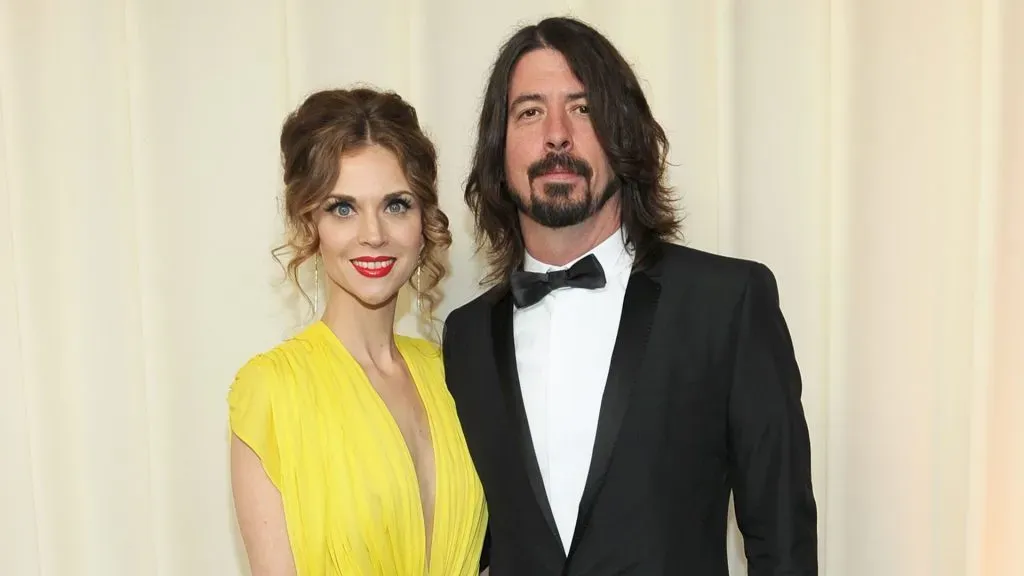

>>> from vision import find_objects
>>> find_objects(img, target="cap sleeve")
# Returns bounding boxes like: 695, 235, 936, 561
227, 354, 282, 489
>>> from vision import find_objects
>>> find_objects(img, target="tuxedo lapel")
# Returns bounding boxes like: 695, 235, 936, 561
490, 290, 563, 550
567, 266, 661, 558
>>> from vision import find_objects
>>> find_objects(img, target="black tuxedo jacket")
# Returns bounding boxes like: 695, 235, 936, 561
442, 242, 818, 575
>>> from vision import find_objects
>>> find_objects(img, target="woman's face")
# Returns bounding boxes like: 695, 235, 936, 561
316, 145, 423, 310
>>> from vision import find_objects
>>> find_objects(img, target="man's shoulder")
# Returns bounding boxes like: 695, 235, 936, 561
440, 284, 505, 371
657, 241, 768, 277
445, 282, 506, 324
653, 242, 777, 298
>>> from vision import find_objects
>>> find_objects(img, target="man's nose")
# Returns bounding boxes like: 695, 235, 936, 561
544, 110, 572, 152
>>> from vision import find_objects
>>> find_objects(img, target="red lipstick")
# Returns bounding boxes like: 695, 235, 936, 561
351, 256, 396, 278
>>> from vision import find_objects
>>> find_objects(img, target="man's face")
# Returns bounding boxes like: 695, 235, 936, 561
504, 48, 616, 228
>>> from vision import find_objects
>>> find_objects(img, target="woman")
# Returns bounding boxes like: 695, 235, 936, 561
228, 87, 487, 575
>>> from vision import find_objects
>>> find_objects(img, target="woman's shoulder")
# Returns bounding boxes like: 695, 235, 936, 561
231, 323, 329, 389
396, 334, 444, 370
397, 333, 441, 358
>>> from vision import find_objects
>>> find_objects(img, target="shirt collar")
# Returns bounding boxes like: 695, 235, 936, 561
523, 227, 633, 287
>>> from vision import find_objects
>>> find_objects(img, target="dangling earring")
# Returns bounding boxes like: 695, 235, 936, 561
415, 244, 425, 313
415, 266, 424, 313
313, 255, 321, 312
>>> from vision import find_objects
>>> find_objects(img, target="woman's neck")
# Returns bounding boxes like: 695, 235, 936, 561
320, 290, 400, 370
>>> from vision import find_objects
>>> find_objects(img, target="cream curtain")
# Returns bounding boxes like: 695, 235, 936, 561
1, 1, 1020, 574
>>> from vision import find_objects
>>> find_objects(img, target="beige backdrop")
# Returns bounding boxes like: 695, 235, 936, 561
1, 0, 1021, 575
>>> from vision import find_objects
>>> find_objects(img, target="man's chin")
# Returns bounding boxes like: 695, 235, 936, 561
536, 181, 582, 199
525, 201, 593, 229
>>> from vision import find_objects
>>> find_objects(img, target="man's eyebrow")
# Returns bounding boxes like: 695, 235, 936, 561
509, 93, 544, 110
508, 91, 588, 110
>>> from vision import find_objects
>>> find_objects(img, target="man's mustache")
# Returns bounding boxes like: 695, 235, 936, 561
527, 153, 593, 183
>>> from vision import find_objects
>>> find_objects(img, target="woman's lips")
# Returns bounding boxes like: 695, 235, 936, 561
351, 257, 396, 278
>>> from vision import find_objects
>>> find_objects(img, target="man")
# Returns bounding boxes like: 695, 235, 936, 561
442, 16, 818, 576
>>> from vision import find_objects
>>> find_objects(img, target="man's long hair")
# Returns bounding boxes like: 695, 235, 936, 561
464, 17, 681, 287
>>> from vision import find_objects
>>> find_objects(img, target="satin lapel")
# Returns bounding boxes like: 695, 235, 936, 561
567, 267, 661, 558
490, 291, 563, 550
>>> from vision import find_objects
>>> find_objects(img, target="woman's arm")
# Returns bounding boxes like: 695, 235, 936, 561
231, 434, 297, 576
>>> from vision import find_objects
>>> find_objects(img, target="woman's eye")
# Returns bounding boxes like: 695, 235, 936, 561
329, 202, 352, 217
386, 199, 411, 214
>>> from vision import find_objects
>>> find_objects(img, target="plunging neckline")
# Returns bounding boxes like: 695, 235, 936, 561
314, 321, 439, 574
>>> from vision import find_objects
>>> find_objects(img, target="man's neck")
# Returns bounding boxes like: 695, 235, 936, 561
520, 198, 622, 267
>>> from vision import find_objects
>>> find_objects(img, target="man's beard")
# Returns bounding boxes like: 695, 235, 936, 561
508, 152, 618, 228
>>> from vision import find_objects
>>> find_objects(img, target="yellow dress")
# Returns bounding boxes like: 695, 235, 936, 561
227, 321, 488, 575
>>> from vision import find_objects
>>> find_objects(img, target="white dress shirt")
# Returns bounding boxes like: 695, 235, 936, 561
513, 228, 635, 551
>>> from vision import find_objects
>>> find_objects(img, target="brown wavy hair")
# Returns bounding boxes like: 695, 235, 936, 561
272, 87, 451, 331
465, 16, 681, 286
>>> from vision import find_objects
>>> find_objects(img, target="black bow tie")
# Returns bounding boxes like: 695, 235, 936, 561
509, 254, 607, 308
